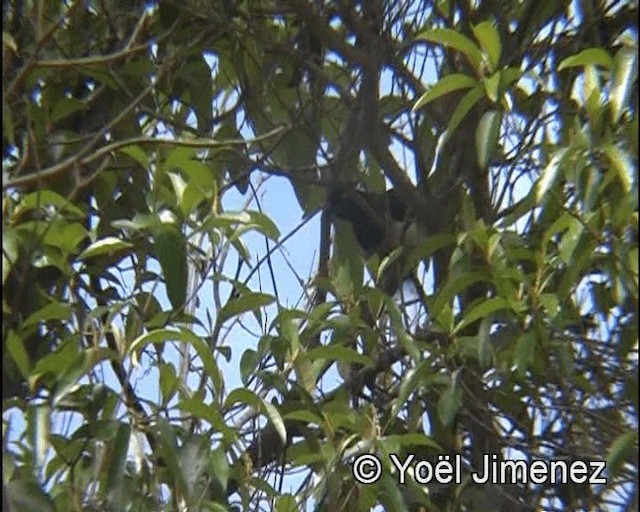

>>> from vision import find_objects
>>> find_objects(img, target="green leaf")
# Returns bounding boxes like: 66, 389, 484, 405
154, 225, 188, 310
78, 237, 133, 260
377, 247, 403, 283
431, 270, 487, 321
278, 125, 319, 169
210, 211, 280, 240
386, 295, 420, 362
262, 400, 287, 446
210, 447, 230, 491
610, 47, 638, 124
332, 221, 363, 298
276, 494, 298, 512
6, 330, 32, 378
379, 472, 408, 511
437, 371, 462, 427
558, 48, 613, 71
226, 388, 287, 444
218, 292, 275, 325
130, 328, 223, 396
165, 149, 218, 215
483, 71, 501, 103
412, 73, 479, 111
277, 309, 305, 350
282, 409, 323, 424
111, 212, 160, 232
417, 29, 483, 72
45, 221, 87, 255
602, 144, 634, 193
225, 387, 263, 409
30, 337, 77, 378
118, 144, 149, 169
606, 431, 637, 478
307, 345, 373, 366
184, 55, 213, 132
178, 398, 229, 434
52, 351, 89, 406
156, 417, 187, 498
23, 302, 72, 329
159, 362, 178, 404
444, 86, 485, 141
105, 423, 131, 507
3, 31, 17, 51
472, 21, 502, 71
407, 232, 457, 266
15, 190, 84, 218
247, 211, 281, 240
5, 480, 54, 512
240, 348, 258, 385
51, 97, 88, 124
390, 362, 430, 418
2, 228, 19, 283
165, 146, 198, 172
539, 293, 560, 319
559, 216, 584, 264
515, 330, 536, 376
476, 109, 502, 168
543, 212, 573, 248
179, 435, 208, 501
167, 171, 188, 211
583, 64, 602, 120
536, 148, 568, 203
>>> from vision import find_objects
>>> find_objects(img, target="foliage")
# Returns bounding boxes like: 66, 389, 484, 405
2, 1, 638, 511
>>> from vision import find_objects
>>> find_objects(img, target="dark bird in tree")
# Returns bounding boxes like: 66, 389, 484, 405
326, 187, 425, 294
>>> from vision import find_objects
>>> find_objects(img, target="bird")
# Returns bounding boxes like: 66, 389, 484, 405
326, 187, 425, 294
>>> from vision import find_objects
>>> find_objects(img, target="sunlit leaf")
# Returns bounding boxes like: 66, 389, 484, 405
78, 236, 133, 260
602, 144, 634, 193
476, 109, 502, 168
558, 48, 613, 70
536, 149, 568, 203
610, 47, 638, 123
472, 21, 502, 71
483, 71, 501, 103
559, 216, 584, 264
413, 73, 479, 111
15, 190, 84, 218
417, 29, 483, 72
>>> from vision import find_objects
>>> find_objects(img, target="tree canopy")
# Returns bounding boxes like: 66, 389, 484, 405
2, 1, 638, 511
